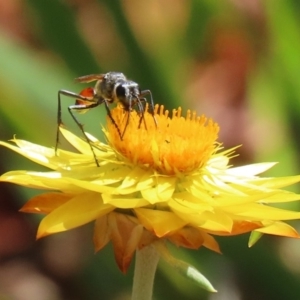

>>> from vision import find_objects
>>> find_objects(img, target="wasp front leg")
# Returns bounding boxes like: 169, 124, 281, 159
102, 99, 123, 140
139, 89, 158, 128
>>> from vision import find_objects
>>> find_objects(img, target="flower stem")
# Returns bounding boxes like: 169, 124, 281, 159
131, 245, 160, 300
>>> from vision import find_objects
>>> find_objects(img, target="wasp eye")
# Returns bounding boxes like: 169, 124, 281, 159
115, 85, 126, 98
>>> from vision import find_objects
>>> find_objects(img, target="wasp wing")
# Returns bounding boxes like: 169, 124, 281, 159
75, 74, 105, 83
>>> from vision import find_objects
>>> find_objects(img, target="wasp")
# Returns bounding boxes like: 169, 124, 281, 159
56, 72, 157, 166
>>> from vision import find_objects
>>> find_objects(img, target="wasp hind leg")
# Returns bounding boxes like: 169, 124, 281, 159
56, 89, 100, 167
56, 89, 89, 154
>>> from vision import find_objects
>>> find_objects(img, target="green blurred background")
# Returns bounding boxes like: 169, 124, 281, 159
1, 0, 300, 299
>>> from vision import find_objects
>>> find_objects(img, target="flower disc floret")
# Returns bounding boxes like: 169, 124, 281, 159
106, 105, 219, 175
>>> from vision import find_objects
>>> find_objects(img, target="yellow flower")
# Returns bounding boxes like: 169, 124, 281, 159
1, 104, 300, 273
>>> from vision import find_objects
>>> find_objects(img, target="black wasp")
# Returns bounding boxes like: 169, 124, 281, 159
56, 72, 157, 166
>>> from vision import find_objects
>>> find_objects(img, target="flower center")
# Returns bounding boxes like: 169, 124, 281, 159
106, 105, 219, 175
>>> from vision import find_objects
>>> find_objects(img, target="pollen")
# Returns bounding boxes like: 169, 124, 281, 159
106, 104, 219, 175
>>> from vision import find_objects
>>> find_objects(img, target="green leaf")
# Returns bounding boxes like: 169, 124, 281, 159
248, 231, 264, 247
156, 242, 217, 293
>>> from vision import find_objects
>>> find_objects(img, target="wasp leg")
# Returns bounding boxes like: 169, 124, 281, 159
57, 90, 85, 155
139, 89, 158, 128
57, 90, 100, 167
120, 110, 130, 139
68, 102, 101, 167
135, 98, 147, 131
120, 96, 146, 139
120, 96, 134, 139
103, 100, 123, 140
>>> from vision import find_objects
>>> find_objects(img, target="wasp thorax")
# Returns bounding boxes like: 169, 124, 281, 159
93, 72, 125, 101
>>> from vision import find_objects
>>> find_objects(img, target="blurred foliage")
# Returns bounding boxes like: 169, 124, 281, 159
1, 0, 300, 299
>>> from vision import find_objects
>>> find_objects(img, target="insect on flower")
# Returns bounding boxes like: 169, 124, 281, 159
55, 72, 158, 166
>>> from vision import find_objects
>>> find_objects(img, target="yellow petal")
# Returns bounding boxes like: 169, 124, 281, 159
213, 194, 276, 207
0, 140, 57, 169
37, 192, 114, 238
141, 176, 176, 204
59, 126, 95, 155
170, 199, 233, 232
0, 171, 44, 188
201, 174, 247, 196
256, 191, 300, 204
223, 203, 300, 220
256, 221, 300, 238
59, 127, 117, 164
211, 220, 261, 236
169, 196, 213, 215
89, 164, 130, 186
134, 208, 187, 237
102, 193, 150, 208
117, 167, 145, 190
250, 175, 300, 189
136, 170, 156, 190
1, 138, 92, 170
0, 171, 96, 194
62, 177, 117, 194
20, 192, 73, 213
197, 211, 234, 233
225, 162, 277, 177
